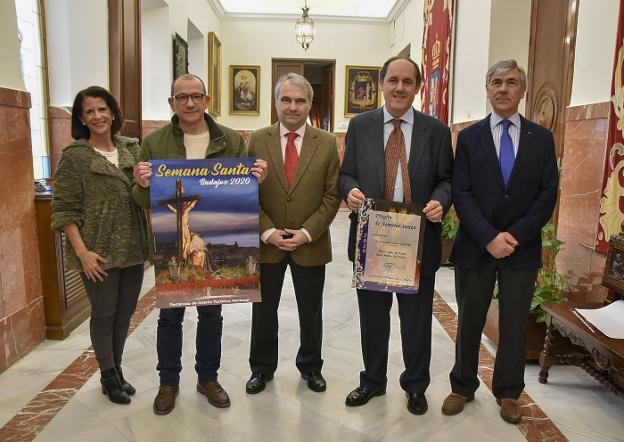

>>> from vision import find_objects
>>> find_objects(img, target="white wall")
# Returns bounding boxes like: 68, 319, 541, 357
488, 0, 530, 115
0, 0, 26, 91
219, 19, 389, 131
45, 0, 108, 106
451, 0, 491, 123
187, 20, 206, 86
570, 0, 619, 106
141, 0, 221, 120
388, 0, 424, 109
141, 6, 171, 120
138, 0, 619, 126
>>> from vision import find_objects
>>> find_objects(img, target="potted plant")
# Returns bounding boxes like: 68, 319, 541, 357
441, 207, 459, 265
531, 223, 567, 321
483, 223, 567, 359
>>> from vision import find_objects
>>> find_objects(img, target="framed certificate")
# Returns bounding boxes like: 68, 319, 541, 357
353, 198, 425, 293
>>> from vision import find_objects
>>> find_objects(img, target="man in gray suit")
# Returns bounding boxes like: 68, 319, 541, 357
339, 56, 453, 415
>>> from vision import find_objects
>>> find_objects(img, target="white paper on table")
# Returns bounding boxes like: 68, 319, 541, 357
575, 300, 624, 339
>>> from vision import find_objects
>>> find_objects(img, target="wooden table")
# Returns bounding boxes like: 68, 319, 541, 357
539, 302, 624, 398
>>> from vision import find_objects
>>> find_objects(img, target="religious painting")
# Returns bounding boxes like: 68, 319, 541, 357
172, 33, 188, 80
149, 158, 261, 308
353, 198, 425, 294
230, 65, 260, 115
603, 234, 624, 293
208, 32, 222, 116
344, 65, 380, 117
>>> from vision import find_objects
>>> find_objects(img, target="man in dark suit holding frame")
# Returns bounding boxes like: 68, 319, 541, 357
442, 59, 558, 424
339, 56, 453, 415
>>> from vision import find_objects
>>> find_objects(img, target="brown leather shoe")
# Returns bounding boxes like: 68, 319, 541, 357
153, 385, 179, 415
197, 381, 231, 408
441, 392, 474, 415
499, 398, 522, 424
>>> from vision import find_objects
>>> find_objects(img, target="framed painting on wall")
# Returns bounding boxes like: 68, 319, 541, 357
603, 234, 624, 293
208, 32, 222, 116
173, 33, 188, 80
344, 65, 381, 117
230, 65, 260, 115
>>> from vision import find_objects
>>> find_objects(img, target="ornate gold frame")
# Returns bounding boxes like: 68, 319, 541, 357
208, 32, 222, 116
230, 65, 260, 116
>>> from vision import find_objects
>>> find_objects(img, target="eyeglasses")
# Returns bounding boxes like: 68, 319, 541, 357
173, 93, 205, 104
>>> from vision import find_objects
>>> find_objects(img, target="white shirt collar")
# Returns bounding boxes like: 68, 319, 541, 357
280, 123, 306, 139
490, 111, 521, 129
383, 106, 414, 125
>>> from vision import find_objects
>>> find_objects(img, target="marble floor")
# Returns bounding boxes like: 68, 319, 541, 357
0, 210, 623, 441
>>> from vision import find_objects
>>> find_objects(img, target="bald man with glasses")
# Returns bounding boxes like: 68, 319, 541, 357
132, 73, 267, 415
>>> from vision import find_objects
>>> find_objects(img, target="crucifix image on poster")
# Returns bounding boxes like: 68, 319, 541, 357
158, 179, 200, 264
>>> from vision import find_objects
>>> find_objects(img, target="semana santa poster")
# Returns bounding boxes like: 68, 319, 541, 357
149, 157, 260, 308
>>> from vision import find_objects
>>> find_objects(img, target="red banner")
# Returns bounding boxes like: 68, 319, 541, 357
596, 0, 624, 253
421, 0, 454, 123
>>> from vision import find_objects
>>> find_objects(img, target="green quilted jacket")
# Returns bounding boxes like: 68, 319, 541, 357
52, 136, 150, 271
131, 113, 246, 209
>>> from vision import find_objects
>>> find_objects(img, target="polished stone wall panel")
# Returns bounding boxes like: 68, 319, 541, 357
141, 119, 168, 139
556, 102, 609, 302
0, 86, 45, 373
48, 106, 72, 176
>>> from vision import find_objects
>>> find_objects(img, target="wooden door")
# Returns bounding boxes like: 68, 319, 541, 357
525, 0, 578, 159
525, 0, 578, 224
108, 0, 142, 139
321, 64, 334, 131
271, 60, 305, 124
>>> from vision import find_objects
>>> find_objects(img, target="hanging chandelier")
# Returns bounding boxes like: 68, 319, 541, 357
295, 0, 315, 51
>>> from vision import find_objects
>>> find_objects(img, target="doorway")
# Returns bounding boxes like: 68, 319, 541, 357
271, 59, 335, 132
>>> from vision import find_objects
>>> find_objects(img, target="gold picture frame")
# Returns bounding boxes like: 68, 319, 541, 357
230, 65, 260, 115
603, 234, 624, 293
208, 32, 222, 116
344, 65, 381, 117
172, 33, 188, 80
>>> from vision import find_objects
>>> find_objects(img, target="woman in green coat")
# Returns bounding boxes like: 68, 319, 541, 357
52, 86, 149, 405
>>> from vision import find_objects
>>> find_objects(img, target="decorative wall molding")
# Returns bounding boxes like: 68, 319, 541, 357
205, 0, 410, 24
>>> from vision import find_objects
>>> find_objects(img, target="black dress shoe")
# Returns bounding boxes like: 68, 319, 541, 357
246, 372, 273, 394
345, 385, 385, 407
407, 392, 428, 415
301, 371, 326, 392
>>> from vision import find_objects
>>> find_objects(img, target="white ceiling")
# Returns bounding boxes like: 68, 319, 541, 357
215, 0, 404, 20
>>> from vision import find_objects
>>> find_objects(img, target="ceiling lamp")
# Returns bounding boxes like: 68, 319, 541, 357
295, 1, 315, 51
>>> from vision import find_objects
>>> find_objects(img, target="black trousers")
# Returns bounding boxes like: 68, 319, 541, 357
356, 274, 435, 394
249, 256, 325, 375
450, 261, 537, 399
81, 264, 144, 372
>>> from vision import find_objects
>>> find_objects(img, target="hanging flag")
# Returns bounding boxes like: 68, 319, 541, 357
421, 0, 455, 123
596, 0, 624, 253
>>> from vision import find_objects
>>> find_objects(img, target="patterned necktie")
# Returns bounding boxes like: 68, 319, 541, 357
499, 119, 515, 186
384, 119, 412, 202
284, 132, 299, 187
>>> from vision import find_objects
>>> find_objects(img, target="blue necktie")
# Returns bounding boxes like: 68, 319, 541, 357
499, 119, 514, 186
